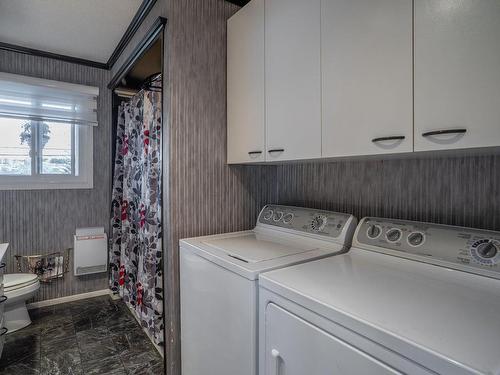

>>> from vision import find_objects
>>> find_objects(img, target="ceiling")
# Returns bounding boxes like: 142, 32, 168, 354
0, 0, 142, 63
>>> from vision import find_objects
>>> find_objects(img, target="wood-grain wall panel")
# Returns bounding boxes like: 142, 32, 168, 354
0, 50, 112, 302
275, 155, 500, 231
163, 0, 276, 373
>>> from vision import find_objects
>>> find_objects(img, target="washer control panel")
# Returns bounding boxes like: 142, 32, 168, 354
356, 217, 500, 278
258, 205, 353, 239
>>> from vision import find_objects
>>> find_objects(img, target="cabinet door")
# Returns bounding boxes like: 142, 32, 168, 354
264, 303, 401, 375
227, 0, 265, 164
414, 0, 500, 152
322, 0, 413, 158
265, 0, 321, 161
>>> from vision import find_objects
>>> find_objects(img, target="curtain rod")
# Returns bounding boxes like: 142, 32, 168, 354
114, 88, 138, 98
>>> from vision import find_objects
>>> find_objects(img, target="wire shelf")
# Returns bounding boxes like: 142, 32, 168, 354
14, 248, 71, 283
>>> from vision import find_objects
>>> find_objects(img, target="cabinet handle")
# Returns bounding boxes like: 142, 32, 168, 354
271, 349, 281, 375
372, 136, 405, 143
0, 327, 7, 336
0, 262, 5, 270
0, 296, 6, 304
422, 129, 467, 137
248, 151, 263, 155
268, 148, 285, 154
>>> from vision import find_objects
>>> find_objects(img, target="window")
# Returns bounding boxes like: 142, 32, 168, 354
0, 72, 98, 190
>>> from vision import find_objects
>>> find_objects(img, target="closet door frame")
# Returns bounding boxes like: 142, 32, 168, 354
108, 15, 167, 370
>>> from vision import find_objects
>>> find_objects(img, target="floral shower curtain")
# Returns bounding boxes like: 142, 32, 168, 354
109, 87, 163, 346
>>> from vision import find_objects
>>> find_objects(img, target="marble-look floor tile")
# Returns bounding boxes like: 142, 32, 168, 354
2, 296, 163, 375
1, 333, 40, 368
82, 354, 127, 375
0, 362, 40, 374
40, 338, 82, 375
73, 316, 92, 332
40, 319, 76, 346
121, 350, 162, 375
0, 352, 40, 374
77, 328, 119, 362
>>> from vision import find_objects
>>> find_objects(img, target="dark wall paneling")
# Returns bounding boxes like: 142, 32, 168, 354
164, 0, 275, 373
275, 155, 500, 231
0, 50, 112, 302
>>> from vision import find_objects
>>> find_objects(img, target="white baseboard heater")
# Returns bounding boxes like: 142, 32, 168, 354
74, 227, 108, 276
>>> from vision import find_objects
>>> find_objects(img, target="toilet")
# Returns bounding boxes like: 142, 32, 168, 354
3, 274, 40, 333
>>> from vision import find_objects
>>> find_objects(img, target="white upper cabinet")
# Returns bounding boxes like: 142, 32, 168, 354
321, 0, 413, 158
414, 0, 500, 152
227, 0, 265, 164
265, 0, 322, 161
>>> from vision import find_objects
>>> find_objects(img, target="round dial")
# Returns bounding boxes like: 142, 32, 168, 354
273, 211, 284, 222
386, 228, 402, 243
263, 209, 273, 220
366, 224, 381, 239
477, 241, 498, 259
283, 213, 294, 224
407, 232, 425, 247
311, 215, 327, 232
470, 239, 500, 265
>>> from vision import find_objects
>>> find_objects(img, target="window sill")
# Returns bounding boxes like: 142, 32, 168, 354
0, 176, 93, 191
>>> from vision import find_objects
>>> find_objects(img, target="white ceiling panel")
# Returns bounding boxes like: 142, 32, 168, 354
0, 0, 143, 63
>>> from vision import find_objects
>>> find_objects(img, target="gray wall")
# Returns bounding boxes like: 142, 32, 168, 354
163, 0, 275, 373
275, 154, 500, 231
0, 50, 112, 302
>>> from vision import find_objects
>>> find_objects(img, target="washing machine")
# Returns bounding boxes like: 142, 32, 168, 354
259, 217, 500, 375
179, 204, 357, 375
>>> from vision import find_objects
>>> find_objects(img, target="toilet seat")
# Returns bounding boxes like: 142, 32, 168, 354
4, 273, 39, 293
2, 274, 40, 333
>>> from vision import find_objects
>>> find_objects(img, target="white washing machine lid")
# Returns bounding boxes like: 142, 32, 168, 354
180, 229, 347, 280
259, 249, 500, 375
4, 273, 39, 291
202, 233, 316, 263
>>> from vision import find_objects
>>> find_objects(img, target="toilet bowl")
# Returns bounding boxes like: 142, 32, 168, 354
3, 273, 40, 333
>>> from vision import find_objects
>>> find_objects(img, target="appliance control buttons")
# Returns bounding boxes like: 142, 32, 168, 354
311, 215, 327, 232
478, 242, 498, 259
470, 239, 500, 265
263, 209, 273, 220
273, 211, 284, 222
366, 224, 381, 239
283, 213, 294, 224
407, 232, 425, 247
386, 228, 402, 243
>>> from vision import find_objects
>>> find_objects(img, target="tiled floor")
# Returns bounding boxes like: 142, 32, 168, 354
0, 296, 164, 375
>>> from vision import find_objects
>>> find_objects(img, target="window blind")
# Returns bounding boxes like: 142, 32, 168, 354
0, 72, 99, 126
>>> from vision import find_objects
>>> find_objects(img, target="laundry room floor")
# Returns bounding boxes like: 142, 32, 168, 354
0, 295, 163, 375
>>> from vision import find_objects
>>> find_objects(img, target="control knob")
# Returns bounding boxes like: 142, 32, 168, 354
408, 232, 425, 247
311, 215, 327, 232
283, 213, 294, 224
477, 241, 498, 259
386, 228, 402, 243
367, 224, 381, 239
263, 209, 273, 221
273, 211, 284, 222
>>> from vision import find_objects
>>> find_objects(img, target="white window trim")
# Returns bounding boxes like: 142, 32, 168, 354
0, 125, 93, 191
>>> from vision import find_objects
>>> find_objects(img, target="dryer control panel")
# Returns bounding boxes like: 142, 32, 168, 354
258, 205, 354, 240
355, 217, 500, 279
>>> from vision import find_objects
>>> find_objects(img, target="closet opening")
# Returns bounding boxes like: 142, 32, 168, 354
108, 18, 166, 364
